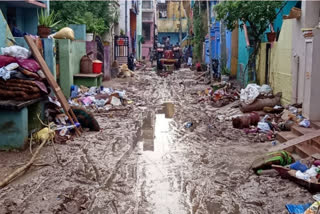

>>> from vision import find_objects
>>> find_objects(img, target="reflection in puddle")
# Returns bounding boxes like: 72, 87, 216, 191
139, 103, 185, 212
141, 102, 174, 151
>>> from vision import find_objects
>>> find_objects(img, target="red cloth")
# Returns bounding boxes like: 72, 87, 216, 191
16, 58, 41, 72
0, 55, 17, 67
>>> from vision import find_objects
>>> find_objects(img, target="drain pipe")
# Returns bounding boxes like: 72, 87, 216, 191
294, 54, 300, 104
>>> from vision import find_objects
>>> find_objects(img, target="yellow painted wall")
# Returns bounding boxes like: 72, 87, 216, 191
167, 2, 186, 19
256, 43, 267, 85
157, 19, 188, 32
268, 20, 293, 105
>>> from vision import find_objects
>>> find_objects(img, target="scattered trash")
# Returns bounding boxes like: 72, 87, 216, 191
240, 84, 261, 105
286, 203, 312, 214
312, 194, 320, 201
185, 122, 193, 128
304, 201, 320, 214
299, 119, 311, 128
251, 151, 295, 173
257, 121, 271, 132
232, 112, 259, 129
290, 161, 308, 173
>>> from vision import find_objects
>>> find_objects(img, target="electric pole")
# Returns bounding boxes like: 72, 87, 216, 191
179, 1, 182, 43
125, 0, 128, 35
207, 0, 213, 82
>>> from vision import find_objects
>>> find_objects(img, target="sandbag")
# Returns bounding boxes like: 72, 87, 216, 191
240, 92, 282, 113
232, 112, 260, 129
53, 27, 75, 40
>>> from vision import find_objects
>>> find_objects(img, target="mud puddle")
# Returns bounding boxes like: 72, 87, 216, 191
138, 102, 187, 212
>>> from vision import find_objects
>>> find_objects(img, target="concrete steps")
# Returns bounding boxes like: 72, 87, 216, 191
272, 122, 320, 158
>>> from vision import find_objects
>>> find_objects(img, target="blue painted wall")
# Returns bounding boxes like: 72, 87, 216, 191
204, 1, 232, 72
158, 32, 187, 45
0, 3, 39, 36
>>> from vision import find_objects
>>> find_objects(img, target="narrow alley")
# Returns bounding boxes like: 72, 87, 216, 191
1, 1, 320, 213
0, 68, 311, 213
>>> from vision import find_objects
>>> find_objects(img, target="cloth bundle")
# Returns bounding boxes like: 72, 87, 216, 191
0, 79, 47, 101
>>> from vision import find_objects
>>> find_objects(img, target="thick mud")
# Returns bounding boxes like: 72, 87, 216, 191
0, 68, 312, 214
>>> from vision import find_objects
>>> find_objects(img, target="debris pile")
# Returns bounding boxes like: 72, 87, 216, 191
68, 85, 132, 112
198, 82, 240, 107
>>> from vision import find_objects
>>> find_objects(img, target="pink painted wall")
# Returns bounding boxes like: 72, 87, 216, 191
142, 21, 154, 60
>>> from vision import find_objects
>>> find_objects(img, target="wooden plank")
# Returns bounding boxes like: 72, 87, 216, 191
0, 97, 45, 111
270, 129, 320, 152
74, 73, 103, 78
24, 35, 81, 136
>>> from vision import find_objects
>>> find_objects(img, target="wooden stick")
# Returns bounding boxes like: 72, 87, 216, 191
0, 139, 48, 188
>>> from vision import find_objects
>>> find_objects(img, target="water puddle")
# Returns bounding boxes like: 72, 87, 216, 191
138, 102, 186, 212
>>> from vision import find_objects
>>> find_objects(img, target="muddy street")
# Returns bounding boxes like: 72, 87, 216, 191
0, 68, 312, 214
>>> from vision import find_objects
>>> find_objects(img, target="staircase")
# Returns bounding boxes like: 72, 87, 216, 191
272, 121, 320, 158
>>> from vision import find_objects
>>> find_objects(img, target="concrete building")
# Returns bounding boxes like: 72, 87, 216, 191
119, 0, 139, 56
141, 0, 155, 60
157, 0, 188, 47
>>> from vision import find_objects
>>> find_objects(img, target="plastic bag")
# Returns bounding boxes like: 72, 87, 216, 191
53, 27, 75, 40
240, 84, 261, 105
257, 122, 271, 132
259, 84, 272, 95
299, 119, 311, 128
1, 45, 31, 59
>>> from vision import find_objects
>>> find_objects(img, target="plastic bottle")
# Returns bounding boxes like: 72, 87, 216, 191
55, 123, 81, 136
70, 85, 79, 98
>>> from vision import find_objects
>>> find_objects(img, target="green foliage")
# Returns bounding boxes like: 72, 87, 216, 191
50, 1, 119, 35
73, 12, 106, 35
38, 9, 61, 28
214, 1, 283, 84
220, 65, 230, 76
214, 1, 283, 39
192, 2, 208, 62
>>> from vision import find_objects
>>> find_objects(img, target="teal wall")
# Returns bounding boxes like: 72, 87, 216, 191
0, 3, 39, 36
69, 24, 86, 41
58, 39, 86, 97
237, 23, 250, 85
237, 1, 297, 85
0, 108, 28, 150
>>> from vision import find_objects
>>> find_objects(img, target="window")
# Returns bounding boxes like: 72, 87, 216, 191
158, 3, 167, 18
142, 23, 151, 41
142, 1, 152, 9
142, 12, 153, 21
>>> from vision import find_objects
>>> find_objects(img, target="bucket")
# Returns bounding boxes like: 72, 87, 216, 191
86, 33, 94, 41
92, 60, 103, 74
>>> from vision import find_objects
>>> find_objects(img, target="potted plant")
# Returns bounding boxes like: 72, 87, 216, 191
37, 9, 61, 38
266, 32, 276, 42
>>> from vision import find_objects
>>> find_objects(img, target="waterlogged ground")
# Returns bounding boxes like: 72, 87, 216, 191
0, 67, 313, 214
